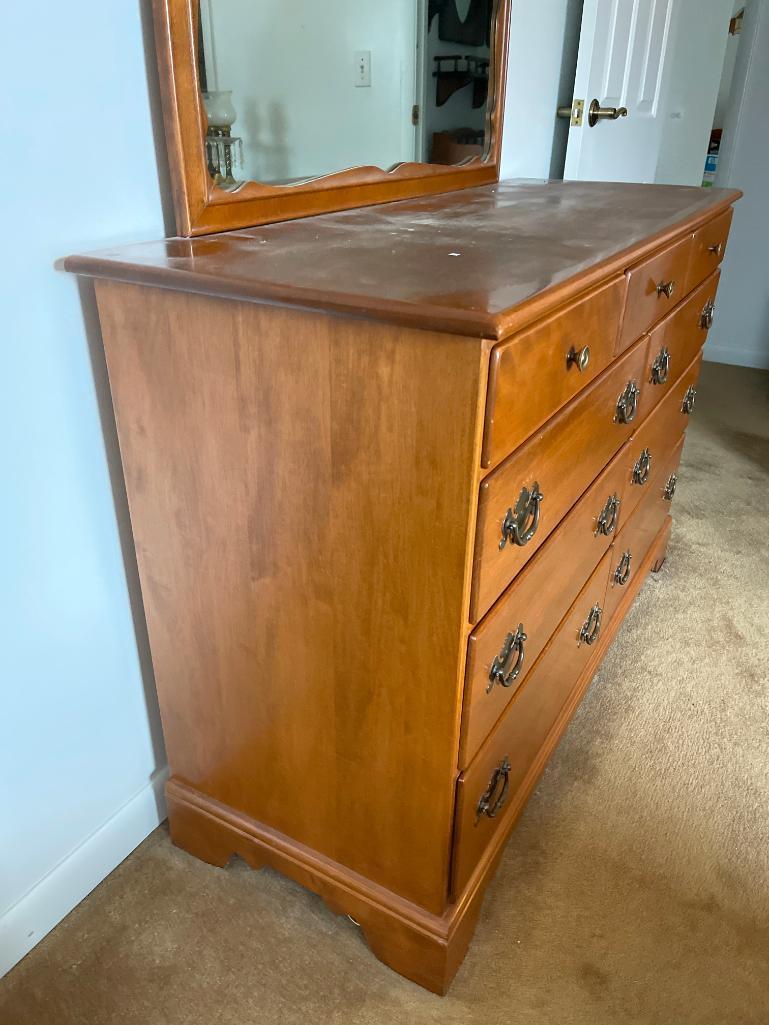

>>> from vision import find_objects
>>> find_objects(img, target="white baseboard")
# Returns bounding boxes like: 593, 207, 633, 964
0, 767, 169, 979
703, 344, 769, 370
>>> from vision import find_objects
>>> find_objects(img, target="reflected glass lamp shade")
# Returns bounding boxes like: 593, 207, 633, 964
203, 90, 237, 129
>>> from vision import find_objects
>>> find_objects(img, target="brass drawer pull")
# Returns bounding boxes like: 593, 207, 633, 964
499, 482, 544, 550
616, 380, 640, 424
487, 625, 527, 693
656, 280, 676, 299
682, 386, 697, 415
663, 473, 678, 501
633, 447, 652, 485
596, 493, 620, 536
708, 242, 723, 257
566, 345, 591, 372
615, 550, 632, 586
700, 299, 715, 330
651, 346, 670, 385
476, 757, 511, 821
579, 603, 603, 646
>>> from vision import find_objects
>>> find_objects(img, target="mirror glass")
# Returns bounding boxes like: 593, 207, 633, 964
197, 0, 498, 189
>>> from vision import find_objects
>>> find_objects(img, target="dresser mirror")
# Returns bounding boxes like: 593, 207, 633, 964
152, 0, 510, 235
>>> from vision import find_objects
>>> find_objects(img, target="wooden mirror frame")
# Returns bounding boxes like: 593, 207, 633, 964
152, 0, 510, 236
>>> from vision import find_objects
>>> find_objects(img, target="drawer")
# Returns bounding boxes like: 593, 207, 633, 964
638, 272, 719, 422
452, 548, 613, 898
482, 276, 627, 469
460, 442, 630, 768
619, 233, 694, 351
604, 437, 684, 623
471, 339, 647, 622
686, 207, 732, 293
621, 351, 702, 523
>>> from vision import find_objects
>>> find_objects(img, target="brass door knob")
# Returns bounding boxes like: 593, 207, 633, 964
588, 98, 628, 127
656, 280, 676, 299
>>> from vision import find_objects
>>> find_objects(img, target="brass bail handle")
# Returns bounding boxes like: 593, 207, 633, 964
579, 603, 603, 646
615, 550, 632, 586
487, 624, 527, 693
500, 482, 544, 550
476, 757, 511, 821
588, 98, 628, 127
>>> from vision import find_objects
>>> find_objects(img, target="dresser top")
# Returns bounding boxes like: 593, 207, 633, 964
66, 180, 739, 340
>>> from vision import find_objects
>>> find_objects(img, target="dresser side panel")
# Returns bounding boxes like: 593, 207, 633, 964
94, 280, 486, 914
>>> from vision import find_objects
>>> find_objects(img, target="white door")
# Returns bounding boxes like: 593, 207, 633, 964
564, 0, 679, 182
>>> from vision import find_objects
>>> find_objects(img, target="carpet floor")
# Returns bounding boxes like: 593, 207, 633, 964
3, 361, 768, 1025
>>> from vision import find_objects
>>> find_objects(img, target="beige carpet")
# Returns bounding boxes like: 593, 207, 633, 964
3, 361, 768, 1025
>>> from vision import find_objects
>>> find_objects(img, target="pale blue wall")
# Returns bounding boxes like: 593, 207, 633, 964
0, 1, 168, 975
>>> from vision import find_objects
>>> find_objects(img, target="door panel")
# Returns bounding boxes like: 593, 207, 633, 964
564, 0, 676, 183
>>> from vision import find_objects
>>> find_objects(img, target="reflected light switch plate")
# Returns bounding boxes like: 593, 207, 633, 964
354, 50, 371, 87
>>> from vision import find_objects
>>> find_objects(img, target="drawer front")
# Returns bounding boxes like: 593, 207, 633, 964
619, 233, 693, 351
452, 548, 613, 898
605, 437, 684, 623
471, 339, 647, 622
638, 271, 719, 422
686, 207, 732, 293
621, 351, 702, 524
460, 443, 630, 768
482, 276, 627, 469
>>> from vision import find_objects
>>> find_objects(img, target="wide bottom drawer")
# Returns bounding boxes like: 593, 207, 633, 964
604, 435, 684, 622
451, 547, 613, 898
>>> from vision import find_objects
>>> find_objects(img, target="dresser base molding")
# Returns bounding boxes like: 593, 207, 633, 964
165, 517, 671, 994
166, 778, 482, 994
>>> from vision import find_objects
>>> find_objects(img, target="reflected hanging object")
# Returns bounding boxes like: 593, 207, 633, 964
433, 0, 492, 46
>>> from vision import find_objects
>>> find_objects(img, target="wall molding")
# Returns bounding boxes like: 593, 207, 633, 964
703, 344, 769, 370
0, 767, 168, 979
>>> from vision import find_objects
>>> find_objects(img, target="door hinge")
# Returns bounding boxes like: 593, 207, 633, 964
412, 104, 420, 126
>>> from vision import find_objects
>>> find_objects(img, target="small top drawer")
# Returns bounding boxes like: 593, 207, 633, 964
619, 233, 694, 351
482, 276, 626, 469
471, 339, 647, 623
686, 207, 732, 293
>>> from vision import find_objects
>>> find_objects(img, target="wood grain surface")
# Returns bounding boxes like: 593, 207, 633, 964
65, 182, 740, 340
95, 280, 488, 915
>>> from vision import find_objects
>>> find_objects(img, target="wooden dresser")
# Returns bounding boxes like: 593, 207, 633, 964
67, 179, 739, 993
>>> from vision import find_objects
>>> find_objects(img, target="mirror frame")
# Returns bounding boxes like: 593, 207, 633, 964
152, 0, 511, 236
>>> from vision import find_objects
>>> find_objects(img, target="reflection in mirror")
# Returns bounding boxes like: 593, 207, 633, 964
197, 0, 497, 190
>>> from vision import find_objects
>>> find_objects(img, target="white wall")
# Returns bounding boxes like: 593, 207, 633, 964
500, 0, 583, 179
206, 0, 416, 182
706, 0, 769, 369
0, 1, 168, 977
654, 0, 733, 186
